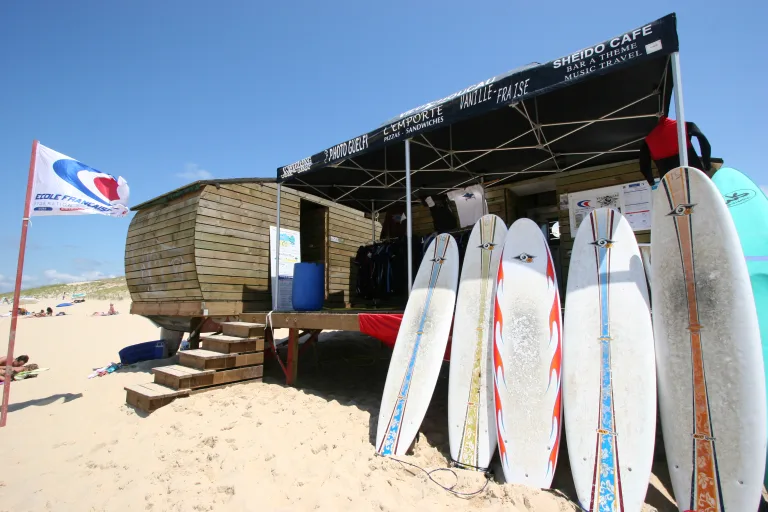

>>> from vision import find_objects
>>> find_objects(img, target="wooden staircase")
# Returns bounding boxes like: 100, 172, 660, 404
125, 322, 265, 413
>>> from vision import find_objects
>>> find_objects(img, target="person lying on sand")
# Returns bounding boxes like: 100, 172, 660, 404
0, 355, 29, 382
92, 304, 118, 316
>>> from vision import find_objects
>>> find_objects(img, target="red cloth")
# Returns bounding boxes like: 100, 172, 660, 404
358, 313, 452, 361
645, 116, 692, 160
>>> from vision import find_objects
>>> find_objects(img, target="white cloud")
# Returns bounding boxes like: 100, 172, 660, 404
0, 274, 10, 292
176, 163, 213, 181
0, 274, 37, 292
43, 269, 108, 284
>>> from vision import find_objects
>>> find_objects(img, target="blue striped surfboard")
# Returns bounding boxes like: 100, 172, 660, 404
376, 233, 459, 456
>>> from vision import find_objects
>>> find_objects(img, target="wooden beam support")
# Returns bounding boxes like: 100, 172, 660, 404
286, 328, 299, 386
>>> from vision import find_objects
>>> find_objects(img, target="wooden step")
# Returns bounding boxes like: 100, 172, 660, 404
152, 364, 263, 390
179, 349, 265, 370
125, 382, 189, 413
201, 334, 265, 354
220, 322, 265, 338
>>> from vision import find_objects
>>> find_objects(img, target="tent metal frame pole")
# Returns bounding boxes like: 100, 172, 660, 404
405, 139, 413, 294
274, 183, 281, 310
671, 52, 688, 167
371, 201, 376, 245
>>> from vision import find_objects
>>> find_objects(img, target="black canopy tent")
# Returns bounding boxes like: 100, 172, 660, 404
273, 13, 688, 307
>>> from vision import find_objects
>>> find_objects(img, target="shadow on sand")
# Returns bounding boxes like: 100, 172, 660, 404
8, 392, 83, 412
262, 330, 681, 509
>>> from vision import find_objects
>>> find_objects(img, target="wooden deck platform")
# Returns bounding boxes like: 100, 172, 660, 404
242, 310, 401, 331
125, 321, 265, 413
179, 349, 265, 370
201, 333, 265, 354
125, 382, 189, 413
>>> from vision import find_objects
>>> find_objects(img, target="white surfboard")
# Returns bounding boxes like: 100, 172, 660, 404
376, 233, 459, 456
448, 214, 506, 471
653, 166, 766, 511
493, 218, 562, 487
564, 208, 656, 511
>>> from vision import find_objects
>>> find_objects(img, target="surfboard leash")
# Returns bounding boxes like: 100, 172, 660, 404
376, 453, 491, 498
449, 458, 491, 473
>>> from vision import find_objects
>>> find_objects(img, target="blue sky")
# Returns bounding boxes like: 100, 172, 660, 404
0, 1, 766, 292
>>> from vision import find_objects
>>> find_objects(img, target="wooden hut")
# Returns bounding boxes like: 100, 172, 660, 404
125, 178, 379, 330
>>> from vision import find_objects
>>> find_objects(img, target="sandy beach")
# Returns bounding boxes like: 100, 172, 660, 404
0, 299, 681, 511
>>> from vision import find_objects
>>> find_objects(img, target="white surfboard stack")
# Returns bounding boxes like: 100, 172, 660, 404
375, 167, 767, 511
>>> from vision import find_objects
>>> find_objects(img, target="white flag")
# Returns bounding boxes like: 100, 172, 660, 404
31, 144, 130, 217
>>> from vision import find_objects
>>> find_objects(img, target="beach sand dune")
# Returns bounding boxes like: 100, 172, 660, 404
0, 300, 676, 511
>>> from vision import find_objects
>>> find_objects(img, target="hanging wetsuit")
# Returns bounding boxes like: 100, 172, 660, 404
638, 116, 711, 186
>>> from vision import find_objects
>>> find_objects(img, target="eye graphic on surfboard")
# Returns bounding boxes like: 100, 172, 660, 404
478, 242, 496, 251
514, 253, 535, 263
667, 203, 696, 217
590, 238, 615, 249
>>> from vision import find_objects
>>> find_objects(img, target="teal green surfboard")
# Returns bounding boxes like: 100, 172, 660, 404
713, 167, 768, 487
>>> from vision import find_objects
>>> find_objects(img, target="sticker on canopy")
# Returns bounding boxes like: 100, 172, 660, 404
645, 40, 662, 54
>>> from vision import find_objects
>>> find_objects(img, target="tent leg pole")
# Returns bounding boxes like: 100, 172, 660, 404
405, 139, 413, 295
371, 201, 375, 244
274, 183, 281, 310
671, 52, 688, 168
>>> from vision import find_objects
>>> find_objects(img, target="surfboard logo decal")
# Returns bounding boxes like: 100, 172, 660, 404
722, 189, 755, 207
377, 234, 451, 456
587, 208, 625, 512
544, 242, 563, 480
662, 167, 724, 512
514, 252, 536, 263
457, 215, 499, 469
667, 203, 696, 217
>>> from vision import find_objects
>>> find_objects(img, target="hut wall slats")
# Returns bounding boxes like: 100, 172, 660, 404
125, 194, 203, 303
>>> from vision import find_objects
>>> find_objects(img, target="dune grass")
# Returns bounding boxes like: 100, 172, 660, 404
0, 277, 129, 301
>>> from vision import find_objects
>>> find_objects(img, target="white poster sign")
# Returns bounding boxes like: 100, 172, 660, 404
622, 181, 653, 231
568, 180, 654, 233
568, 185, 625, 232
269, 226, 301, 311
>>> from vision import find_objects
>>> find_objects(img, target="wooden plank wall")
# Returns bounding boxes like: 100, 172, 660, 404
127, 181, 380, 311
125, 193, 202, 303
411, 203, 435, 237
486, 187, 506, 220
554, 161, 650, 287
195, 182, 299, 310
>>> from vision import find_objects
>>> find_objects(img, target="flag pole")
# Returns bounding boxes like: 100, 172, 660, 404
1, 140, 38, 427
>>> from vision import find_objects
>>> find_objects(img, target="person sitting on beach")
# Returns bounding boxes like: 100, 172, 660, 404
46, 307, 53, 316
0, 355, 29, 382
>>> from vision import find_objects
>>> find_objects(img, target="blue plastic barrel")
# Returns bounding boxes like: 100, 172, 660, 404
292, 263, 325, 311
